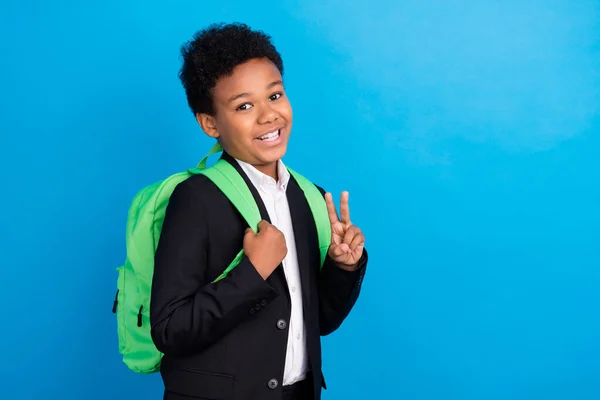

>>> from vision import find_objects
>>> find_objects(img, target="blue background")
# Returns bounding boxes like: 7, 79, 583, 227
1, 1, 599, 399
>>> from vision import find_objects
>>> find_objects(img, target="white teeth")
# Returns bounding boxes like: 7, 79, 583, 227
258, 129, 280, 140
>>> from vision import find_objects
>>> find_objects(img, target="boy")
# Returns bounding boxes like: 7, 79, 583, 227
150, 22, 368, 400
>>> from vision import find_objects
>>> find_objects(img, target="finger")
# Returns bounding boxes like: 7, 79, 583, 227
329, 244, 347, 258
349, 230, 364, 250
353, 243, 364, 255
258, 220, 269, 230
340, 191, 350, 224
351, 243, 364, 262
243, 227, 255, 244
342, 226, 359, 245
324, 192, 339, 224
256, 220, 270, 234
332, 233, 342, 246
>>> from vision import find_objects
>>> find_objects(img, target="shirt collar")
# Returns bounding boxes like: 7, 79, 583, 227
235, 158, 290, 192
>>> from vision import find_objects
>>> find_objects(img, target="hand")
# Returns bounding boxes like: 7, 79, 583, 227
325, 191, 365, 270
244, 220, 287, 280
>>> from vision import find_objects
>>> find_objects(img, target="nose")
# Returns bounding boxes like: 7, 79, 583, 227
257, 104, 278, 125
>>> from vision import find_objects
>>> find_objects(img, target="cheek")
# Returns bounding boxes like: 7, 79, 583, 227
237, 117, 257, 138
223, 115, 256, 146
277, 101, 293, 121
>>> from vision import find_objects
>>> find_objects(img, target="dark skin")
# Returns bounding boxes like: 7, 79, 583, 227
196, 58, 291, 181
197, 58, 365, 270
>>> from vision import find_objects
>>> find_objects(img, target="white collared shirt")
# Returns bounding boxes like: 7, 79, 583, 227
235, 158, 308, 386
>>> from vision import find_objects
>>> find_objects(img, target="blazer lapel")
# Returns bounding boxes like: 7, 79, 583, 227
286, 176, 316, 310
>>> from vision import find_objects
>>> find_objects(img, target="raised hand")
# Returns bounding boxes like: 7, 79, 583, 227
324, 191, 365, 270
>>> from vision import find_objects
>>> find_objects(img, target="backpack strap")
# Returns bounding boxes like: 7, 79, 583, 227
194, 141, 224, 170
191, 144, 332, 280
287, 168, 332, 268
200, 159, 263, 282
202, 159, 262, 230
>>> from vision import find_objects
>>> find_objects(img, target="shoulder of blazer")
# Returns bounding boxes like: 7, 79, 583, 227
177, 173, 222, 196
168, 173, 232, 214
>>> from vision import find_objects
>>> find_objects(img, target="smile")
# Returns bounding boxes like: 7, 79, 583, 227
257, 129, 281, 142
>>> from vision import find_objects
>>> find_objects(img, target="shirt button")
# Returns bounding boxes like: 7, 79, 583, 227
276, 319, 287, 330
291, 286, 296, 292
297, 333, 301, 340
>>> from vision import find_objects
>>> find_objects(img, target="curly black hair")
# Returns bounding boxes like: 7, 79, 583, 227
178, 22, 284, 116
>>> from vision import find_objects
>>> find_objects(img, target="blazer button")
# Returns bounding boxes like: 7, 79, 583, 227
268, 378, 279, 389
276, 319, 287, 330
261, 299, 267, 306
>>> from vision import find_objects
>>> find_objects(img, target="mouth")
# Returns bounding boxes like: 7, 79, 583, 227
256, 128, 282, 142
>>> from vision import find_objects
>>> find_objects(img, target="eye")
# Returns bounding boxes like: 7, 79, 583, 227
269, 92, 282, 101
236, 102, 253, 111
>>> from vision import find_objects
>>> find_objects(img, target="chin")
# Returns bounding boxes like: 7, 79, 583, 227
254, 136, 288, 161
261, 145, 288, 163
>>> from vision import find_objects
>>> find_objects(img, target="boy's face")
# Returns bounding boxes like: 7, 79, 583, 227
197, 58, 292, 176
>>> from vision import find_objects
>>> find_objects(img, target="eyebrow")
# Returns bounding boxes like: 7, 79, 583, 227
227, 80, 284, 104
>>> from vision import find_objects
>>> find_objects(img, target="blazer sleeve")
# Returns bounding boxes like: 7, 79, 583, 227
315, 185, 368, 336
150, 179, 277, 356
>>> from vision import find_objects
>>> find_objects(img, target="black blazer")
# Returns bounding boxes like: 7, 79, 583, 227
150, 153, 368, 400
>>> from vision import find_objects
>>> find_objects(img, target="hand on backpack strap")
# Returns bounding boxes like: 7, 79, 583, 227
244, 220, 288, 280
325, 191, 365, 271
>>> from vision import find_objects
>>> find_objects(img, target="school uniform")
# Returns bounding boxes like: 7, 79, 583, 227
150, 151, 368, 400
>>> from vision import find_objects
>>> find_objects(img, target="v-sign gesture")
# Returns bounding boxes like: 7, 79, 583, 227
325, 191, 365, 270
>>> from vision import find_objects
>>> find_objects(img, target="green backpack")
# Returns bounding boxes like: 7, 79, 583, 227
112, 142, 332, 374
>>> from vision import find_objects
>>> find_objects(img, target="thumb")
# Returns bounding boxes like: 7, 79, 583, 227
257, 219, 270, 232
244, 227, 255, 240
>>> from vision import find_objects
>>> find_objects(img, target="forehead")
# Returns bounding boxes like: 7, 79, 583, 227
212, 58, 282, 100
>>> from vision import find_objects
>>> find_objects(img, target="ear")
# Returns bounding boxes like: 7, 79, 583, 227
196, 113, 219, 139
